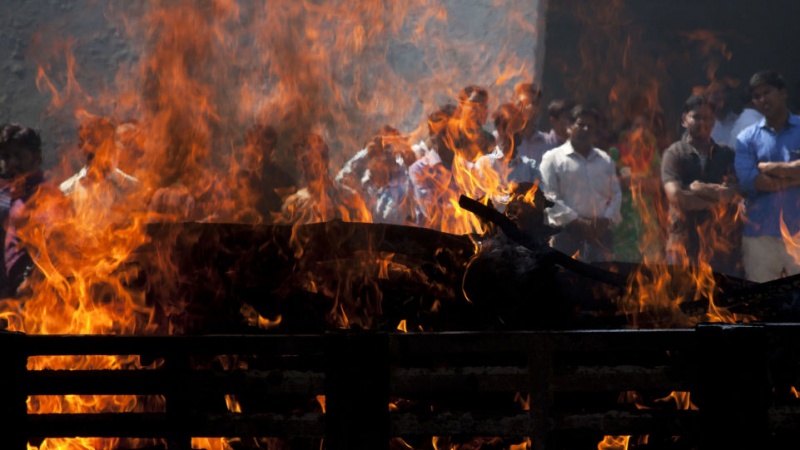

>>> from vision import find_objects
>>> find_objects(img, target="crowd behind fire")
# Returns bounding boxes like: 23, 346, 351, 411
1, 69, 800, 297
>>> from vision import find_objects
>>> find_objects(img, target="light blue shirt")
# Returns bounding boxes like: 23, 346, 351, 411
734, 114, 800, 237
516, 130, 561, 166
473, 146, 540, 212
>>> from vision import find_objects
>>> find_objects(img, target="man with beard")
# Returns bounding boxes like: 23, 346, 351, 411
661, 94, 741, 276
735, 70, 800, 282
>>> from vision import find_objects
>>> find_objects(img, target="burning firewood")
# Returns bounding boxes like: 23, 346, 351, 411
456, 193, 786, 326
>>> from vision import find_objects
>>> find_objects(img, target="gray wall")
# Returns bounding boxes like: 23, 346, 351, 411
0, 0, 142, 168
0, 0, 544, 173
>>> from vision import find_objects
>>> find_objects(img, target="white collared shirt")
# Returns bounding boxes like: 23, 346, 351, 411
539, 141, 622, 227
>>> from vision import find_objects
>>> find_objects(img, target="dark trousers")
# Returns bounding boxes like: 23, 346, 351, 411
551, 229, 614, 263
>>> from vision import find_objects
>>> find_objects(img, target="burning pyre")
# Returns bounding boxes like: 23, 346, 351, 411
0, 1, 787, 449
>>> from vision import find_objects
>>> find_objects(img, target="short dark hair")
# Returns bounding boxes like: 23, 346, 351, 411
548, 99, 575, 119
568, 104, 601, 124
295, 133, 330, 163
246, 122, 278, 149
749, 70, 787, 95
514, 82, 542, 102
492, 102, 522, 136
427, 103, 457, 137
682, 94, 716, 114
458, 85, 489, 105
0, 124, 42, 162
78, 117, 116, 163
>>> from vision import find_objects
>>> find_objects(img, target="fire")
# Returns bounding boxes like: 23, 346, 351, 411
0, 0, 770, 448
597, 435, 630, 450
780, 211, 800, 265
9, 0, 542, 446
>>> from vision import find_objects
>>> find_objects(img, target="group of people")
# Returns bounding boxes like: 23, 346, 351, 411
1, 68, 799, 299
0, 117, 144, 297
320, 68, 800, 284
535, 68, 800, 285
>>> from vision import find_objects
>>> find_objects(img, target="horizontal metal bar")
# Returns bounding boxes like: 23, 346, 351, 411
389, 330, 697, 356
553, 409, 702, 435
12, 333, 325, 357
390, 412, 532, 437
25, 364, 693, 397
390, 367, 528, 394
26, 369, 325, 396
553, 365, 691, 392
24, 409, 708, 440
26, 412, 325, 439
4, 327, 755, 359
769, 406, 800, 432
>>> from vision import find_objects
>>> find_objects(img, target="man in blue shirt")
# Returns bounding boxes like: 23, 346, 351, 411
734, 70, 800, 282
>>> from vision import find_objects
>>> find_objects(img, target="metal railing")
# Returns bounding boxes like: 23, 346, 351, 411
2, 323, 799, 449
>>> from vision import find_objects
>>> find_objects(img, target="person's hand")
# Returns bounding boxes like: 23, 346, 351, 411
758, 161, 773, 172
566, 217, 593, 238
592, 217, 610, 235
568, 217, 609, 238
758, 161, 783, 176
689, 180, 705, 192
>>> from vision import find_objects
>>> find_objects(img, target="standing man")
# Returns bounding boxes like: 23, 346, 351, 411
662, 94, 741, 276
542, 99, 575, 151
540, 105, 622, 262
734, 70, 800, 282
474, 102, 540, 214
513, 82, 550, 165
449, 85, 495, 162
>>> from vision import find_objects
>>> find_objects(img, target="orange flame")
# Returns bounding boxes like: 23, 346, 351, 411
597, 435, 630, 450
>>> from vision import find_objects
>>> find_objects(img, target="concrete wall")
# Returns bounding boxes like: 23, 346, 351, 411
0, 0, 544, 171
0, 0, 141, 167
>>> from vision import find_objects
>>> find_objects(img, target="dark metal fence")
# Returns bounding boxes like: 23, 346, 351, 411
2, 323, 800, 449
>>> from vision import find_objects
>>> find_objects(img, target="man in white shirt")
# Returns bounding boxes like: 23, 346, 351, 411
539, 105, 622, 262
474, 102, 540, 214
513, 82, 549, 165
59, 117, 140, 209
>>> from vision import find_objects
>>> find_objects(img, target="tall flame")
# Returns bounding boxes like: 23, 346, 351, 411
1, 1, 543, 448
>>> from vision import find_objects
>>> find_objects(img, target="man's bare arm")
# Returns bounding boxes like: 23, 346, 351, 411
664, 180, 714, 211
758, 161, 800, 180
689, 181, 738, 203
753, 173, 800, 192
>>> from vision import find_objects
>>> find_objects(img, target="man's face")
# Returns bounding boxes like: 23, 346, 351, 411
682, 104, 715, 141
297, 137, 329, 183
366, 157, 391, 188
751, 84, 788, 119
0, 144, 38, 179
567, 114, 597, 146
464, 101, 489, 127
516, 93, 540, 125
551, 112, 571, 141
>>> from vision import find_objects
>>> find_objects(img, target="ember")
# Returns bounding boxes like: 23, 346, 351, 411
1, 0, 800, 449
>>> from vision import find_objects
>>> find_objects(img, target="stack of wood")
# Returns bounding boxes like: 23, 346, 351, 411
118, 190, 800, 337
